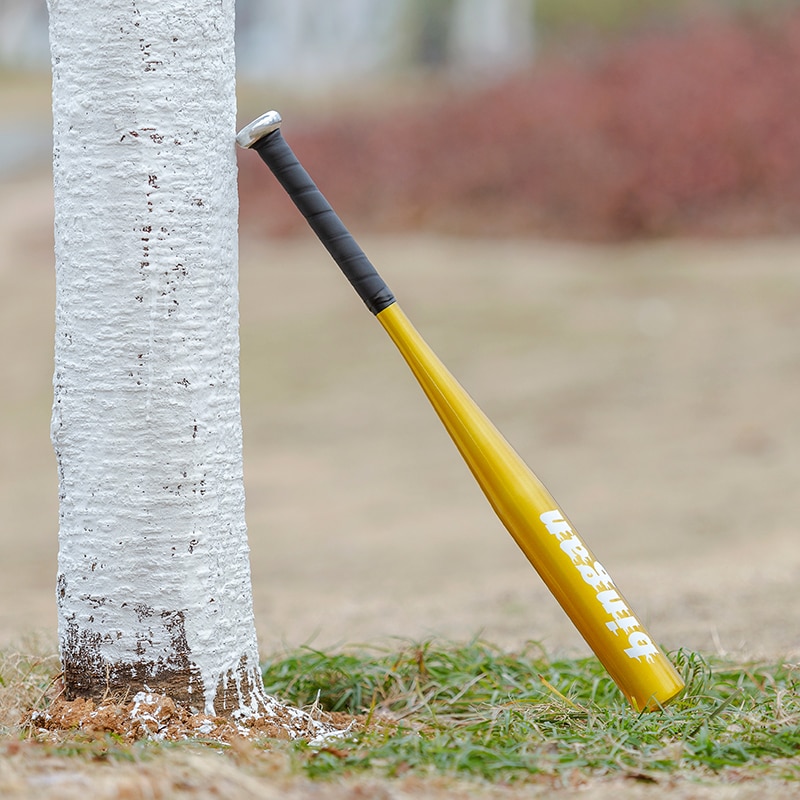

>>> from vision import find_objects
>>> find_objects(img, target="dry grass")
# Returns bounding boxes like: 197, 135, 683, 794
0, 646, 61, 736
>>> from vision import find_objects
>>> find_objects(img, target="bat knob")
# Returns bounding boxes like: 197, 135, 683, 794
236, 110, 282, 149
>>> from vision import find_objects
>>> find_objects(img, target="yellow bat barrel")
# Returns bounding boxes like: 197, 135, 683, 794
377, 302, 685, 711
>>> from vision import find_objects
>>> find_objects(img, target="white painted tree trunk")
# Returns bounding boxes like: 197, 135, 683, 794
236, 0, 404, 84
450, 0, 536, 72
48, 0, 264, 718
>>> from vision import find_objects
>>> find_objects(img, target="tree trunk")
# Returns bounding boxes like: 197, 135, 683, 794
449, 0, 536, 72
48, 0, 265, 718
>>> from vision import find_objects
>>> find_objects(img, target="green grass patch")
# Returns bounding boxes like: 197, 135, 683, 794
261, 639, 800, 783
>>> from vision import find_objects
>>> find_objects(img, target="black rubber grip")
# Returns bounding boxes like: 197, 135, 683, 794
253, 129, 396, 316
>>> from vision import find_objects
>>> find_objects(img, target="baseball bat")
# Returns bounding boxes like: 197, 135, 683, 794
236, 111, 684, 710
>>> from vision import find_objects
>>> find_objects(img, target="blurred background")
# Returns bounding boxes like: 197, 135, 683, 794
2, 0, 800, 660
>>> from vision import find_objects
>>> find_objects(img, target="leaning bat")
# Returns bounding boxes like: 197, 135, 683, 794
236, 111, 684, 710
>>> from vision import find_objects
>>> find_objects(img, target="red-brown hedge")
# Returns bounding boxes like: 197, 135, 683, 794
238, 9, 800, 241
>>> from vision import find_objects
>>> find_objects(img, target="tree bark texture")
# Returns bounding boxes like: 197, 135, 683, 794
48, 0, 265, 717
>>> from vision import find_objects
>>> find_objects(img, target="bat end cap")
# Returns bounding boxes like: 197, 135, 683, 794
236, 110, 282, 149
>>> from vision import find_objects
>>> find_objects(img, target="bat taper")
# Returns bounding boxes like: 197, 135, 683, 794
237, 110, 685, 710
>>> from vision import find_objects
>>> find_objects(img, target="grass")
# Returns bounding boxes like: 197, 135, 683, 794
260, 639, 800, 783
0, 646, 61, 734
2, 639, 799, 791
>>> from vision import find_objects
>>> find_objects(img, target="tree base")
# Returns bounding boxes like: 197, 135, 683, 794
61, 617, 287, 721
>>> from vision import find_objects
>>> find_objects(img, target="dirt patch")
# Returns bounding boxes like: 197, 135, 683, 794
24, 689, 359, 745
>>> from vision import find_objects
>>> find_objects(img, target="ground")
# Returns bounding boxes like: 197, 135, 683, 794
1, 167, 799, 796
2, 162, 800, 795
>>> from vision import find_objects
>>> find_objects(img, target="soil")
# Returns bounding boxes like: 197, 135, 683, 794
24, 690, 359, 745
1, 168, 799, 796
3, 168, 800, 661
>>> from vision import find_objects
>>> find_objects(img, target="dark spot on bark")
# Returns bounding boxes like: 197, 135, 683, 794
133, 602, 154, 622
